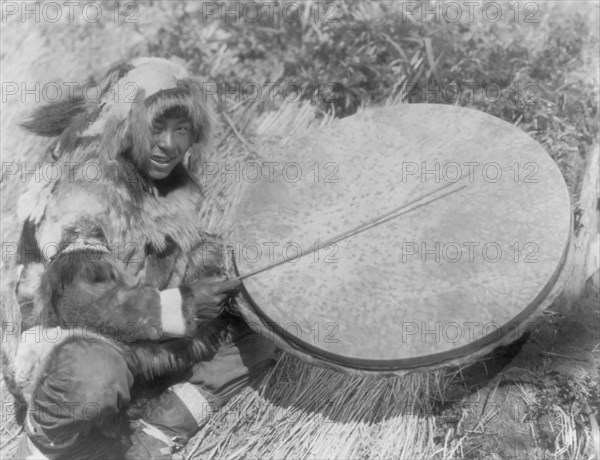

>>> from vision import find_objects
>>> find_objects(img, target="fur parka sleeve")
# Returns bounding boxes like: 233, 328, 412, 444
27, 179, 166, 343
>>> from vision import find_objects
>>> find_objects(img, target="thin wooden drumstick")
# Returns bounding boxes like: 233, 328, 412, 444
334, 183, 469, 244
231, 180, 468, 281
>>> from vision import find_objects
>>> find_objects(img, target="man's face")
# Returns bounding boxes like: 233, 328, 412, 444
146, 109, 195, 180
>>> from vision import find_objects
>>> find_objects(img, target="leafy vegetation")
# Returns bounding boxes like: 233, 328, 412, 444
141, 1, 598, 202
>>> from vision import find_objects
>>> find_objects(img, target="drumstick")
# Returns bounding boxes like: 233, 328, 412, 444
231, 180, 468, 281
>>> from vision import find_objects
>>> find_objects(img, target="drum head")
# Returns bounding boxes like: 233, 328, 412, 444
229, 104, 571, 373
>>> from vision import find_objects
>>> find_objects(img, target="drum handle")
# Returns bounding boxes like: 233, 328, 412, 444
232, 179, 468, 281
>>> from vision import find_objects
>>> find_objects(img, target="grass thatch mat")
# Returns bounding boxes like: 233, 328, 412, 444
186, 355, 441, 459
1, 3, 599, 459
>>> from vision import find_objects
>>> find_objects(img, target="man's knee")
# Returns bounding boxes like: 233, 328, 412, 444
227, 316, 279, 364
28, 337, 133, 450
233, 321, 279, 371
187, 319, 278, 405
36, 338, 133, 409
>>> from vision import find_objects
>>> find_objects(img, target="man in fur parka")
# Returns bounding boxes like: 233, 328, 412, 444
2, 57, 276, 459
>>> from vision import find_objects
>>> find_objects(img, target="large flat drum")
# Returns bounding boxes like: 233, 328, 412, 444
228, 103, 571, 374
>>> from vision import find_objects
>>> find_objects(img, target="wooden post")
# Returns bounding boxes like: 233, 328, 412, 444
559, 143, 600, 310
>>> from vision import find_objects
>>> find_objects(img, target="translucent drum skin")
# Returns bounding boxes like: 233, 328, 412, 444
228, 104, 571, 375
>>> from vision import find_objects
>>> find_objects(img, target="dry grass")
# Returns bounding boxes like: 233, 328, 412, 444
186, 355, 442, 459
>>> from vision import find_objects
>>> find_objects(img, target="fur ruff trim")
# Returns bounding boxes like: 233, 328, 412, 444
34, 161, 211, 261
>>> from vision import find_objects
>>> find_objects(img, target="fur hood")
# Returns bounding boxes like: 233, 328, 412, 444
18, 57, 218, 251
21, 57, 215, 174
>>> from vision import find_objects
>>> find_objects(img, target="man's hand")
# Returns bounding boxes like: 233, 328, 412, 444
180, 276, 242, 325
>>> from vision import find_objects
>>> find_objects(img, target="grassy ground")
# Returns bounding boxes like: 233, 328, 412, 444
1, 1, 599, 458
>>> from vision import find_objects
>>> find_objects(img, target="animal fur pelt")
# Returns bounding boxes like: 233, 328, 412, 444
2, 57, 228, 404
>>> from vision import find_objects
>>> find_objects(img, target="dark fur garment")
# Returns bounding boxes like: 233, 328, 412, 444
5, 58, 225, 394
